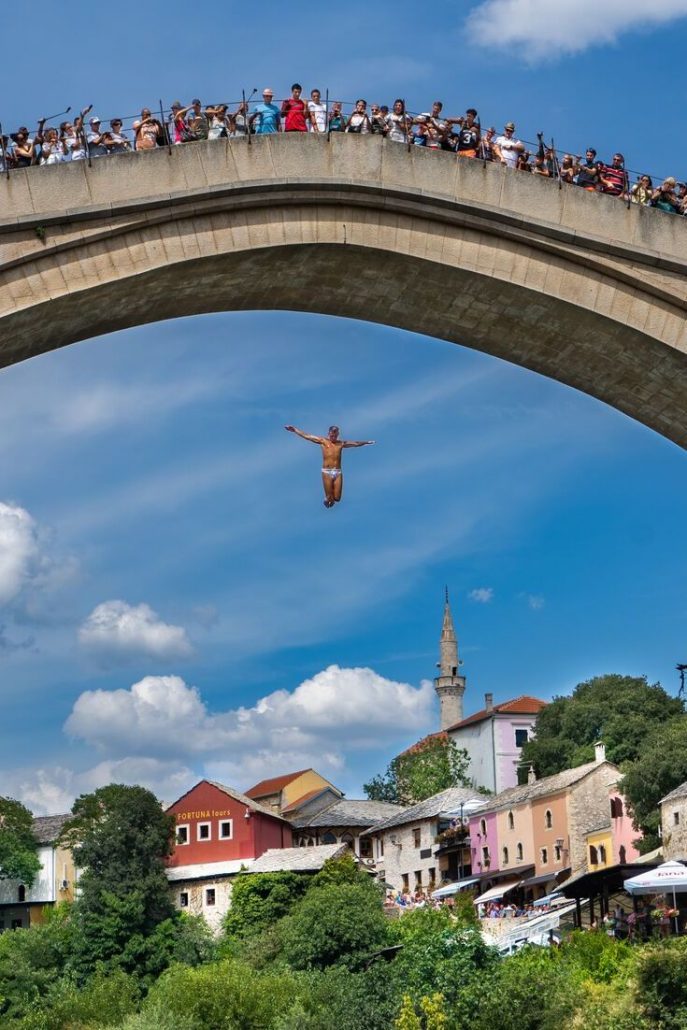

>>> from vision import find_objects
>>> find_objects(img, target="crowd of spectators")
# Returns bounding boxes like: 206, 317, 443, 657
2, 84, 686, 215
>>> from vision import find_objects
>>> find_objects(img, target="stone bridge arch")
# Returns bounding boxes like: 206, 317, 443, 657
1, 134, 686, 445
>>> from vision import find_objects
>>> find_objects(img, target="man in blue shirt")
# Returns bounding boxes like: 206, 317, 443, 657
250, 89, 281, 134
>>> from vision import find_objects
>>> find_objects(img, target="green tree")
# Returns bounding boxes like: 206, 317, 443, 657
0, 905, 73, 1022
364, 735, 471, 804
310, 854, 380, 891
223, 871, 310, 942
520, 674, 683, 779
279, 882, 390, 971
60, 784, 176, 977
622, 717, 687, 849
0, 797, 41, 888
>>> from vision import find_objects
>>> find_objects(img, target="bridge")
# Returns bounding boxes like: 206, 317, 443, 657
1, 134, 686, 446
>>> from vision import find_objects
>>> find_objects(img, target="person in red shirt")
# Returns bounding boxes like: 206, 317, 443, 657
281, 83, 313, 132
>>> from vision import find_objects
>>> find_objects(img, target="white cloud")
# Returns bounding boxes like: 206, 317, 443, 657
466, 0, 687, 58
65, 666, 435, 764
78, 601, 193, 663
527, 594, 546, 610
8, 757, 196, 816
0, 503, 39, 604
469, 587, 494, 604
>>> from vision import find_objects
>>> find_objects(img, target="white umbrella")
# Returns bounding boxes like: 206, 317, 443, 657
624, 861, 687, 934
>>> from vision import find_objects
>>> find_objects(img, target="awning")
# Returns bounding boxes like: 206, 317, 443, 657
533, 891, 563, 907
432, 877, 479, 899
521, 872, 557, 889
473, 880, 522, 905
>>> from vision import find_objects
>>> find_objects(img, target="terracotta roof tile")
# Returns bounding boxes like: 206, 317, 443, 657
446, 695, 547, 732
245, 769, 312, 799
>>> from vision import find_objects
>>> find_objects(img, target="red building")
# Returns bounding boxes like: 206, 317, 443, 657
165, 779, 291, 929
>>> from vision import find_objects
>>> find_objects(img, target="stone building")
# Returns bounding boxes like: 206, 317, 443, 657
0, 815, 75, 931
165, 780, 291, 932
468, 744, 625, 895
245, 769, 341, 815
435, 589, 466, 730
660, 781, 687, 860
363, 787, 484, 893
288, 796, 403, 862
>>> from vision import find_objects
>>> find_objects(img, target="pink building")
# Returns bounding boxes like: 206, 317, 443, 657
470, 810, 500, 878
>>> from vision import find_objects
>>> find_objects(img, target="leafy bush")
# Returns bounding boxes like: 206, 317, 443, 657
223, 872, 310, 941
279, 882, 390, 971
0, 913, 72, 1021
138, 959, 303, 1029
17, 968, 140, 1029
636, 938, 687, 1029
473, 945, 586, 1030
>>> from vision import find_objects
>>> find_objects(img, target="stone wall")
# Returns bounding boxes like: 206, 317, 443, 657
170, 874, 234, 934
661, 796, 687, 861
375, 821, 440, 894
567, 765, 621, 876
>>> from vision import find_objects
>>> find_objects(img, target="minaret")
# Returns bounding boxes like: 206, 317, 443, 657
434, 588, 466, 730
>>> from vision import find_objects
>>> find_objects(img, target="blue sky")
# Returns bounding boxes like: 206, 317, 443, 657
1, 0, 687, 813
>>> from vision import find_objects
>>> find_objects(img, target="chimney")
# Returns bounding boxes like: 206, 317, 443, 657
485, 693, 493, 712
594, 741, 606, 765
527, 765, 536, 784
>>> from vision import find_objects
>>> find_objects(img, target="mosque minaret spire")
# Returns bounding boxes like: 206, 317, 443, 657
434, 588, 466, 730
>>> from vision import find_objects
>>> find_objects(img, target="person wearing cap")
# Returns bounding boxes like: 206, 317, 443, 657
250, 89, 281, 134
168, 101, 193, 145
188, 99, 209, 141
651, 177, 681, 214
493, 122, 525, 169
87, 116, 109, 158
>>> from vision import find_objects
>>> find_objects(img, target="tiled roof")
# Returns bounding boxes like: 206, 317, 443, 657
168, 780, 288, 822
363, 786, 484, 835
32, 814, 70, 844
245, 843, 349, 873
447, 695, 547, 732
472, 761, 618, 815
661, 781, 687, 805
245, 769, 312, 799
282, 788, 331, 814
290, 798, 404, 829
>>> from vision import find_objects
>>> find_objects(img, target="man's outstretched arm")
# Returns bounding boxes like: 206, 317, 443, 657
342, 439, 375, 448
284, 425, 323, 443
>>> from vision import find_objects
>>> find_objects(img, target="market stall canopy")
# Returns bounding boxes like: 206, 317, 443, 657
473, 880, 522, 905
432, 877, 479, 899
624, 861, 687, 895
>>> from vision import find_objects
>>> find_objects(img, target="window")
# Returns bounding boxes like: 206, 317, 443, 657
205, 888, 216, 906
415, 870, 422, 887
589, 845, 598, 865
11, 919, 23, 930
508, 811, 514, 830
554, 845, 562, 862
619, 845, 626, 863
598, 844, 607, 865
17, 885, 26, 903
197, 822, 211, 842
516, 842, 523, 862
378, 838, 384, 858
219, 820, 233, 839
341, 832, 354, 847
515, 728, 528, 748
402, 874, 409, 891
545, 809, 553, 830
322, 831, 337, 844
610, 796, 624, 818
540, 848, 548, 865
427, 867, 436, 886
480, 819, 487, 837
413, 828, 421, 848
360, 837, 372, 860
502, 846, 509, 865
179, 892, 189, 908
176, 824, 189, 845
482, 846, 490, 866
674, 811, 681, 827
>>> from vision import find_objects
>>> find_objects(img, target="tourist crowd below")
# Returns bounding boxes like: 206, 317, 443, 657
1, 85, 685, 216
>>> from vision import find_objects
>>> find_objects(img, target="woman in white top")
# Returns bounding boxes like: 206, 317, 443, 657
345, 99, 371, 134
59, 106, 90, 161
385, 99, 411, 144
206, 104, 231, 140
40, 127, 68, 165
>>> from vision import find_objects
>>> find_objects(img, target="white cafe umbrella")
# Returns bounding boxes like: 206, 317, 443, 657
624, 861, 687, 934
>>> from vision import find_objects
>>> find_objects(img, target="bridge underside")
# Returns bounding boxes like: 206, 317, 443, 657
0, 135, 686, 446
3, 241, 685, 447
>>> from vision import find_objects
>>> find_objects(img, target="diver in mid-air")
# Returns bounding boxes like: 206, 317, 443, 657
284, 424, 375, 508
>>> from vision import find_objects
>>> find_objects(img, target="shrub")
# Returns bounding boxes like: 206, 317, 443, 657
224, 872, 310, 941
636, 939, 687, 1029
279, 883, 390, 971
